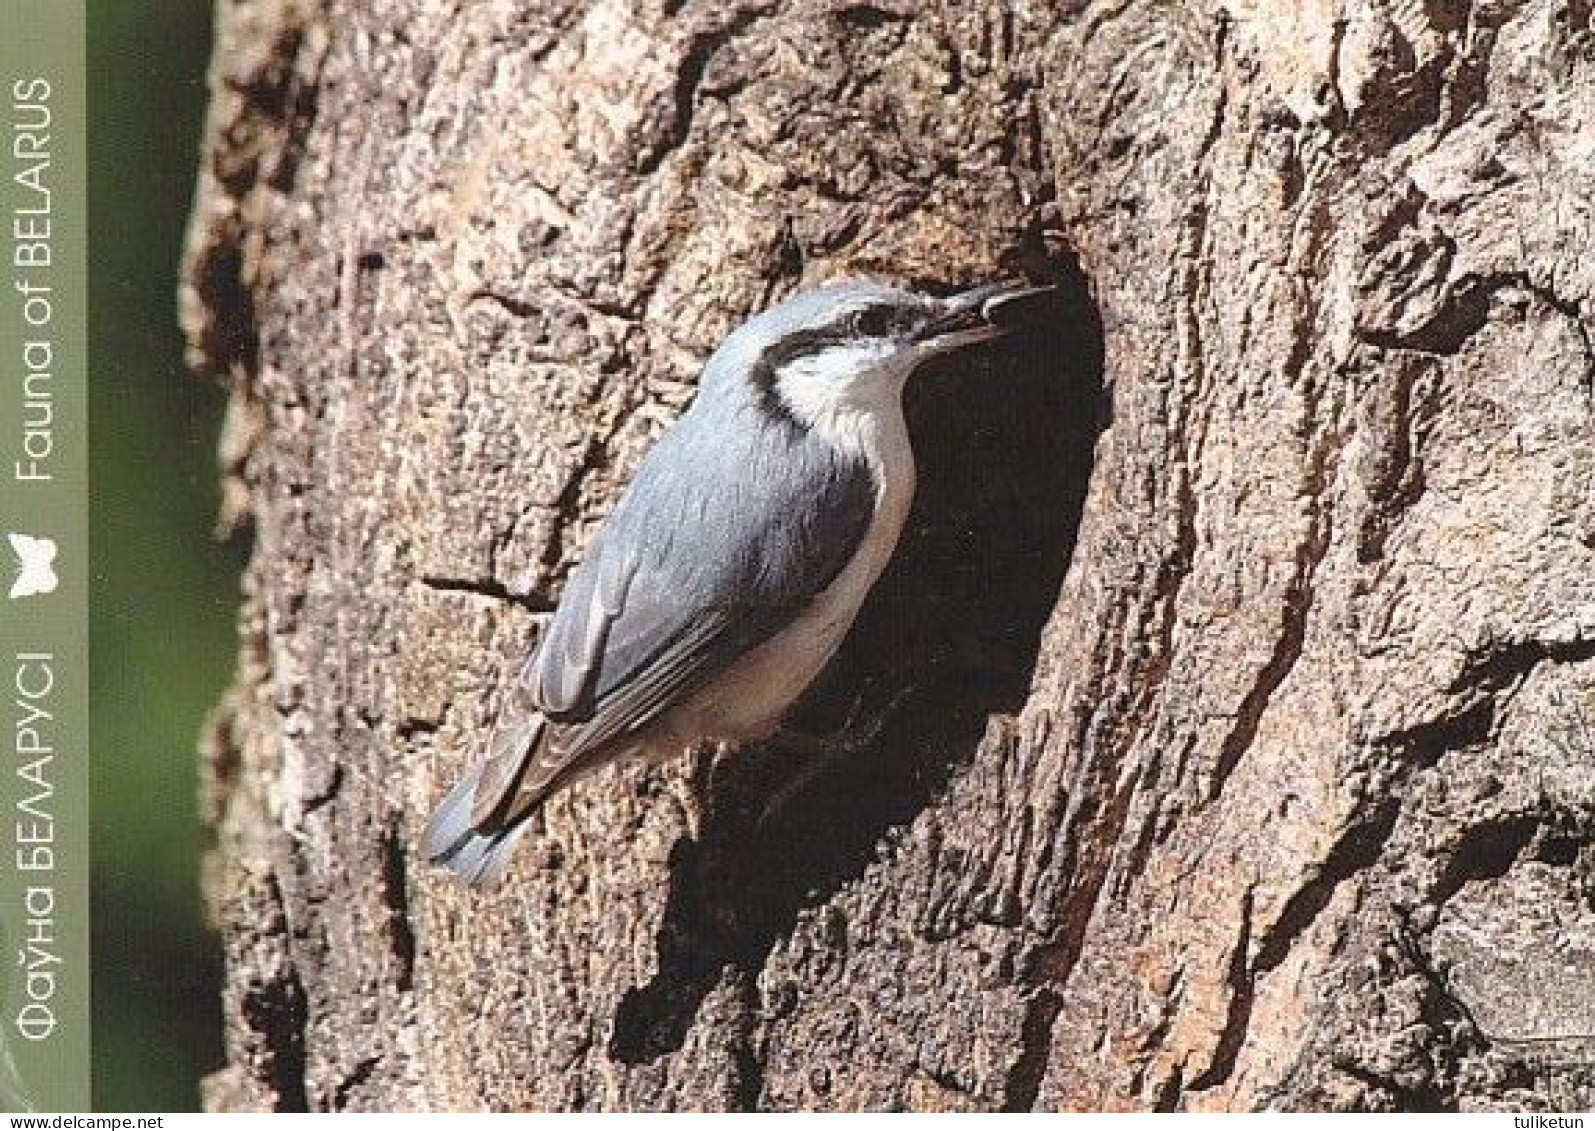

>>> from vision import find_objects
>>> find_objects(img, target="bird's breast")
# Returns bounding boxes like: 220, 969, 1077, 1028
667, 406, 916, 743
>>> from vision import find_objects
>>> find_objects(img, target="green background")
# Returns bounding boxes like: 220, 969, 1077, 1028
89, 0, 232, 1109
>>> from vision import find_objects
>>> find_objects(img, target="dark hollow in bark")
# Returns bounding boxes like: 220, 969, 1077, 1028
612, 251, 1106, 1065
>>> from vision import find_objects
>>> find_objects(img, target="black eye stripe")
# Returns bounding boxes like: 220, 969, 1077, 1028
759, 327, 846, 371
754, 303, 916, 371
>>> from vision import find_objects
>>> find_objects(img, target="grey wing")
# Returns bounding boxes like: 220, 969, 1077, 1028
432, 405, 878, 876
521, 410, 876, 775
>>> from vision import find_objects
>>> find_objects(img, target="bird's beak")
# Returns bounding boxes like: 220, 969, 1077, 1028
912, 280, 1056, 353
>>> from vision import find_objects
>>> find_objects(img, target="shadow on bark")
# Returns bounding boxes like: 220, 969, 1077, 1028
611, 252, 1106, 1065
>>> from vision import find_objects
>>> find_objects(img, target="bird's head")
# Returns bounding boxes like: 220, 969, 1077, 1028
701, 279, 1052, 430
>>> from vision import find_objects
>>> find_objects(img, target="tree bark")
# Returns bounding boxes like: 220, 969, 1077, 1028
181, 0, 1595, 1112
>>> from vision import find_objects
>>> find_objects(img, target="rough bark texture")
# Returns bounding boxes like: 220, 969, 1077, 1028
181, 0, 1595, 1112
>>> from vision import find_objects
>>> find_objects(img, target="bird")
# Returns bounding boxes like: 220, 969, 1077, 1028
423, 277, 1053, 886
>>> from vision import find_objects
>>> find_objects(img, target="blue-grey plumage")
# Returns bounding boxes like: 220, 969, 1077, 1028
424, 278, 1050, 886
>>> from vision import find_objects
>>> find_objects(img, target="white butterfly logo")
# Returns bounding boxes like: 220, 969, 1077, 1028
7, 533, 58, 599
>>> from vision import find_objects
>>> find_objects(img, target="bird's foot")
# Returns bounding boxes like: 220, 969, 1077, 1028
755, 684, 918, 827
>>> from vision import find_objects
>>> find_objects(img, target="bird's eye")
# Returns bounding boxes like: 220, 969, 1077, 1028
850, 307, 897, 338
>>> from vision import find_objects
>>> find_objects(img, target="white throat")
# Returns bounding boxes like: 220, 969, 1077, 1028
774, 346, 916, 464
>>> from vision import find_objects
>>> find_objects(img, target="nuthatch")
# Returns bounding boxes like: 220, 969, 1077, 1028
424, 278, 1052, 885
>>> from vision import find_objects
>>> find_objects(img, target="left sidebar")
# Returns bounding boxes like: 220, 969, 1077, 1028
0, 0, 90, 1113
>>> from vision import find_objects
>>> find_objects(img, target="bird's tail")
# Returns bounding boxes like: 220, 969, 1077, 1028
420, 760, 534, 887
422, 709, 554, 888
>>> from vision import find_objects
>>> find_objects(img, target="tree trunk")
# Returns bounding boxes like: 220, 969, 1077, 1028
180, 0, 1595, 1112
